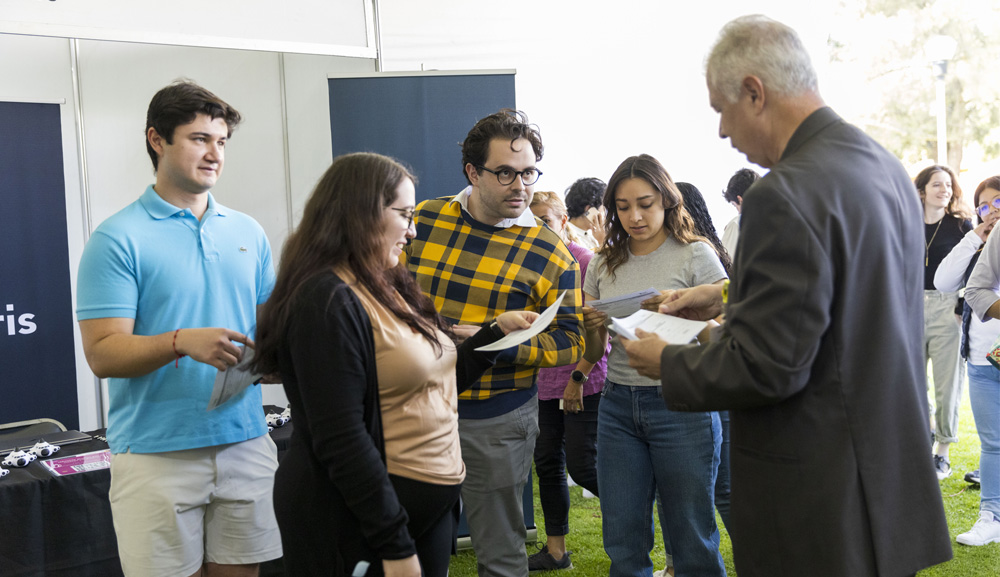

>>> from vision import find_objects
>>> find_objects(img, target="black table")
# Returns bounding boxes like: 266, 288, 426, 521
1, 431, 120, 577
1, 417, 293, 577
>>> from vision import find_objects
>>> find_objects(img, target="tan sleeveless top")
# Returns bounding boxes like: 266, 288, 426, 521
347, 278, 464, 485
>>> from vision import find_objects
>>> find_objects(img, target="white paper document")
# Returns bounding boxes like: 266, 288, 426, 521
587, 288, 660, 318
475, 291, 567, 352
610, 309, 707, 344
206, 346, 262, 411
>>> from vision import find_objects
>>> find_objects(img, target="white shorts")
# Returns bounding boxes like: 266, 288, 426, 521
109, 434, 282, 577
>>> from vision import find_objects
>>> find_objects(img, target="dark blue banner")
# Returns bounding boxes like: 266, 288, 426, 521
329, 73, 515, 202
0, 102, 78, 430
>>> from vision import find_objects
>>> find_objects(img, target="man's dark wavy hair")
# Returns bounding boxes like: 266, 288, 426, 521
145, 80, 242, 172
461, 109, 543, 184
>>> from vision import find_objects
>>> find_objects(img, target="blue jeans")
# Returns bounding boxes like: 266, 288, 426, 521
597, 382, 725, 577
715, 410, 731, 531
968, 363, 1000, 518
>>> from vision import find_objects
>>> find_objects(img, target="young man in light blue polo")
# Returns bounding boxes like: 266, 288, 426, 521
77, 81, 281, 577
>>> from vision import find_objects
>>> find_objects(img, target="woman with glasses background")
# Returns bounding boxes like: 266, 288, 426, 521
916, 164, 974, 480
251, 152, 536, 577
936, 175, 1000, 546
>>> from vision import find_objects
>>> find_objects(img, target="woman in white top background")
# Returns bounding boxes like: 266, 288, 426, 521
937, 175, 1000, 547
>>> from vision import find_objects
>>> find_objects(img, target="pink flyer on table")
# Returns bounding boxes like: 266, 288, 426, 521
40, 449, 111, 477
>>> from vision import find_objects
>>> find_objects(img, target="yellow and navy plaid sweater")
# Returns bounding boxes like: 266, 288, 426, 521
404, 197, 584, 419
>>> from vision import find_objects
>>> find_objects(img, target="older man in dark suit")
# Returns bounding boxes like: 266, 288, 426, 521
623, 14, 953, 577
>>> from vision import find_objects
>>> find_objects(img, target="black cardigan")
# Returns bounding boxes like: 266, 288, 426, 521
276, 271, 504, 560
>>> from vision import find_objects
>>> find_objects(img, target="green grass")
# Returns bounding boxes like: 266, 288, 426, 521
447, 389, 999, 576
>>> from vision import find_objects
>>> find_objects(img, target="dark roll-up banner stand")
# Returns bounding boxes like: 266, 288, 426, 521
329, 71, 515, 202
0, 102, 79, 430
327, 72, 534, 544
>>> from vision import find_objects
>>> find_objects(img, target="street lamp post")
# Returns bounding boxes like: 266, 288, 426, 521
926, 35, 957, 165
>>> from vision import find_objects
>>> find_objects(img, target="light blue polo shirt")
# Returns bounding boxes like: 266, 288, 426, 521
77, 185, 276, 454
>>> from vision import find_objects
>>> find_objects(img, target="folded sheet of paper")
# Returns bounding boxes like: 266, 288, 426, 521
207, 346, 263, 411
587, 287, 660, 318
475, 291, 566, 352
610, 309, 707, 344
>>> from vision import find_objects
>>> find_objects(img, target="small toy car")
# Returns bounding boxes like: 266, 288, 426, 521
27, 441, 60, 458
266, 412, 289, 428
3, 450, 37, 468
0, 467, 8, 478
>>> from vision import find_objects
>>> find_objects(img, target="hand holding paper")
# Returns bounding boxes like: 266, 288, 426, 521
475, 291, 566, 352
207, 345, 263, 411
610, 309, 707, 344
587, 288, 659, 318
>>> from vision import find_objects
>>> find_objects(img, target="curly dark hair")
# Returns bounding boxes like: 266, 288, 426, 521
723, 168, 760, 204
676, 182, 732, 273
461, 109, 543, 184
565, 178, 607, 218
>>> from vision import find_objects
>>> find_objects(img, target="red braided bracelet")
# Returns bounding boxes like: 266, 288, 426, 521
172, 329, 186, 368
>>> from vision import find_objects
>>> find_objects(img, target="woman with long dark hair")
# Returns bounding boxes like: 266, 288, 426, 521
675, 181, 731, 274
252, 152, 535, 577
583, 154, 726, 577
916, 164, 973, 479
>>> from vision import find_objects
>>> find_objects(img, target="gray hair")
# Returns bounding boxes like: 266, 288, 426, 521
706, 15, 818, 104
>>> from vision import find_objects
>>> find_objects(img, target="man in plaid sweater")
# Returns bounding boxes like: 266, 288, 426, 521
405, 109, 583, 577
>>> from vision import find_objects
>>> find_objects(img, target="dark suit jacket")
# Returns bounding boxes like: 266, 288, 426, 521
660, 107, 952, 576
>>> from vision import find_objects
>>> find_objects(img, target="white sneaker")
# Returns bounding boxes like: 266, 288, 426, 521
957, 511, 1000, 546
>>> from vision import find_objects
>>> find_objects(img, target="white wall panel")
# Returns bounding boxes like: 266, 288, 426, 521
282, 53, 376, 228
1, 0, 373, 57
77, 40, 289, 250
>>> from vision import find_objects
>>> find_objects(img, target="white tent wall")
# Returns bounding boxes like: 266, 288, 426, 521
376, 0, 845, 227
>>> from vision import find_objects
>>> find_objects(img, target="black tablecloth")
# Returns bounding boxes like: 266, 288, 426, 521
1, 416, 293, 577
0, 431, 121, 577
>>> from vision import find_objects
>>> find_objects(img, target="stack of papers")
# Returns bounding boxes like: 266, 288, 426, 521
587, 288, 659, 318
610, 309, 706, 344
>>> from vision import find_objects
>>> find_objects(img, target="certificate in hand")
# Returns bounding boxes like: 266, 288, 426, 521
206, 345, 263, 411
475, 291, 567, 352
610, 309, 706, 344
587, 288, 660, 318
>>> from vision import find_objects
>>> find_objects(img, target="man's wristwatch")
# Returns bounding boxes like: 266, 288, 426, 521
570, 370, 589, 383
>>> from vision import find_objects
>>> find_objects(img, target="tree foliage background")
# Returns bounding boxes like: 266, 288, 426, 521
828, 0, 1000, 174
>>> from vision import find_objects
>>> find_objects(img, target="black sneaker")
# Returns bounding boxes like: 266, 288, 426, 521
933, 455, 952, 480
528, 545, 572, 572
965, 469, 981, 485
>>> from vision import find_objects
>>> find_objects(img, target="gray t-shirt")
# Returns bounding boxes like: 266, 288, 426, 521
585, 236, 727, 386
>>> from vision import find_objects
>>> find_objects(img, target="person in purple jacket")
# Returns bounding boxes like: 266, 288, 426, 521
527, 190, 610, 572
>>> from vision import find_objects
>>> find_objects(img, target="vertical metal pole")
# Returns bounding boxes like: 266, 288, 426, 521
278, 52, 294, 235
936, 75, 947, 165
372, 0, 384, 72
69, 38, 106, 427
934, 61, 948, 165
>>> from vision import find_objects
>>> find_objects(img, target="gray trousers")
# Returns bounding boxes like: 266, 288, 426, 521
459, 396, 539, 577
924, 290, 965, 444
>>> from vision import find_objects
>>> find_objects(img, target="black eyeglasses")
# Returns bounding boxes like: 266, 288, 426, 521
390, 207, 416, 228
476, 165, 543, 186
977, 198, 1000, 218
